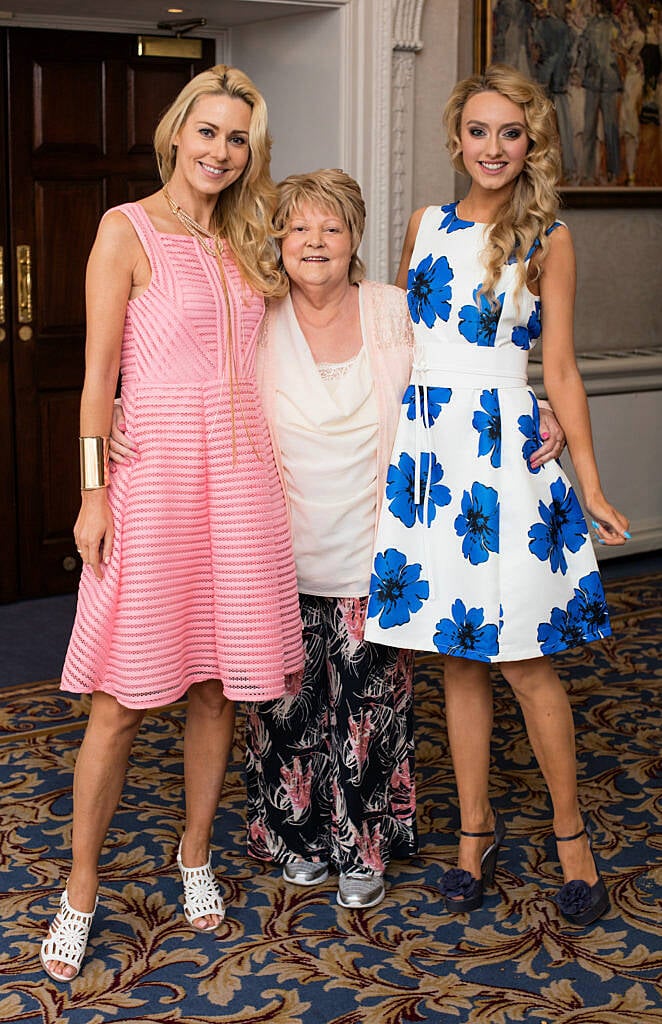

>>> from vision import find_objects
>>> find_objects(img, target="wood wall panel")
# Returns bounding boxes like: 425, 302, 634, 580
34, 180, 105, 332
33, 60, 105, 154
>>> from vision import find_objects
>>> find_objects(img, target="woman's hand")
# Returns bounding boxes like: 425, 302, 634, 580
74, 490, 115, 580
585, 495, 631, 547
530, 405, 566, 469
109, 402, 139, 468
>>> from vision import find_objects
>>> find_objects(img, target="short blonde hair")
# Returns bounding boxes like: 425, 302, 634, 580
272, 169, 366, 284
154, 64, 286, 298
443, 64, 561, 301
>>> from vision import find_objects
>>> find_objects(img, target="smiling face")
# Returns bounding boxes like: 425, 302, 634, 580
280, 202, 354, 292
171, 92, 252, 200
459, 90, 530, 198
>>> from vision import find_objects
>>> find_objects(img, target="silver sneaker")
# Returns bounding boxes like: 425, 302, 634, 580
337, 869, 385, 909
282, 859, 329, 887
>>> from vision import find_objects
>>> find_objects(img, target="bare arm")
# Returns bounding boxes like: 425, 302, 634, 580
539, 227, 629, 544
394, 207, 426, 290
74, 211, 141, 577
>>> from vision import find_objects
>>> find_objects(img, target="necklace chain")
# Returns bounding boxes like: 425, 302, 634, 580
162, 186, 222, 257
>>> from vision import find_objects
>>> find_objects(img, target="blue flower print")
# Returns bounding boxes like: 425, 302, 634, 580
537, 603, 588, 654
512, 301, 542, 350
407, 254, 454, 328
367, 548, 430, 628
537, 572, 610, 653
518, 392, 543, 474
528, 477, 588, 575
438, 202, 474, 234
472, 389, 501, 468
572, 571, 610, 635
433, 599, 499, 661
507, 222, 563, 264
458, 286, 504, 347
454, 481, 499, 565
402, 384, 452, 426
386, 451, 451, 528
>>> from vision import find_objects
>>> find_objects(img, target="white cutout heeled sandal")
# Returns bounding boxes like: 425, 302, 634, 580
176, 839, 225, 932
40, 888, 97, 982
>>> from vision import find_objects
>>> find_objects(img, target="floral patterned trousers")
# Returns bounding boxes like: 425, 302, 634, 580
245, 594, 418, 874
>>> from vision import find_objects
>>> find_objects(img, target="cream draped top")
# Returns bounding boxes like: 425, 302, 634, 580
272, 294, 379, 597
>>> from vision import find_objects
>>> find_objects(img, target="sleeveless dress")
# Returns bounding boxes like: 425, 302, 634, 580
60, 203, 303, 707
364, 203, 611, 662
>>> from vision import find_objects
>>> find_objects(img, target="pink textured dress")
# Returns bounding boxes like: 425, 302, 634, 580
60, 203, 303, 708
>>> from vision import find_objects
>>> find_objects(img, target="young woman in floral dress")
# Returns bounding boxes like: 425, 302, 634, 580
364, 65, 630, 927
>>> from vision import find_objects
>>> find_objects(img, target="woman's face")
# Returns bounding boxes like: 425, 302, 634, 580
171, 93, 252, 198
459, 90, 530, 196
281, 202, 354, 291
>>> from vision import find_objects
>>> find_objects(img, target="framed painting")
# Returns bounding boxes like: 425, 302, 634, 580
474, 0, 662, 206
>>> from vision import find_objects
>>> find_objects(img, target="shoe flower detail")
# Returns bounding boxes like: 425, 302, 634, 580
458, 285, 504, 347
472, 389, 501, 468
512, 301, 542, 350
556, 879, 592, 916
367, 548, 430, 628
518, 392, 544, 474
438, 202, 475, 234
528, 477, 588, 575
402, 384, 452, 426
407, 254, 454, 328
433, 599, 499, 662
454, 481, 499, 564
386, 451, 452, 528
439, 867, 479, 899
537, 571, 610, 653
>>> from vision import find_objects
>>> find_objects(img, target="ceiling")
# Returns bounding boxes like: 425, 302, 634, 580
0, 0, 335, 31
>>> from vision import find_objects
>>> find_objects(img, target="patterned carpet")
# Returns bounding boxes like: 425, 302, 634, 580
1, 572, 660, 1024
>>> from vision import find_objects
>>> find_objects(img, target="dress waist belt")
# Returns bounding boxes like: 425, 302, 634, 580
411, 341, 529, 389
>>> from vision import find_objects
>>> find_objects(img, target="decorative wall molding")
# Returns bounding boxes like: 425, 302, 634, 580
390, 0, 426, 277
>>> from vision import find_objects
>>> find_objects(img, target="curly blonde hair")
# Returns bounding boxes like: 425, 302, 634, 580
272, 169, 367, 285
154, 64, 287, 298
443, 63, 561, 301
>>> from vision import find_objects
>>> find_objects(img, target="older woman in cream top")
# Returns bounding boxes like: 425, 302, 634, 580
246, 170, 565, 909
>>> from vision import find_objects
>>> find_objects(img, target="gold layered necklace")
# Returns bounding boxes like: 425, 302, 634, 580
161, 185, 261, 465
162, 185, 222, 256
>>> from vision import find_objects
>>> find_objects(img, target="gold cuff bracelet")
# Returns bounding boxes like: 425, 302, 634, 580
79, 436, 109, 490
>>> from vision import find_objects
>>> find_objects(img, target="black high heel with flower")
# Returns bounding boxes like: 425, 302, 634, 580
439, 811, 506, 912
555, 818, 610, 926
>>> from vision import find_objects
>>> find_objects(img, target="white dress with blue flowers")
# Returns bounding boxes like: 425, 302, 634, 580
363, 203, 610, 662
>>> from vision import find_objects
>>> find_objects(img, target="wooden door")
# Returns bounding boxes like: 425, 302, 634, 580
3, 27, 214, 601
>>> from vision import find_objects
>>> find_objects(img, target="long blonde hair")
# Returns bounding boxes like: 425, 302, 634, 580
272, 169, 367, 285
443, 64, 561, 300
154, 64, 287, 298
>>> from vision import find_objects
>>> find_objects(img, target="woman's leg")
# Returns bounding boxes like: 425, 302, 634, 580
443, 656, 495, 877
246, 595, 331, 868
328, 598, 418, 877
45, 691, 145, 977
181, 678, 235, 927
500, 656, 597, 885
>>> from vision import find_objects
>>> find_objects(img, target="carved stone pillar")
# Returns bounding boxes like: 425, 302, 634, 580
391, 0, 425, 279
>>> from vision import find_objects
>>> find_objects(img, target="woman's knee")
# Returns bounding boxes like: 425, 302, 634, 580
443, 655, 490, 690
187, 679, 232, 718
88, 691, 144, 738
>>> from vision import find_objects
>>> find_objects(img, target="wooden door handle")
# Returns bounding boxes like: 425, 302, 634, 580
17, 244, 32, 323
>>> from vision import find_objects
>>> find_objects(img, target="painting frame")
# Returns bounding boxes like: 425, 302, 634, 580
474, 0, 662, 207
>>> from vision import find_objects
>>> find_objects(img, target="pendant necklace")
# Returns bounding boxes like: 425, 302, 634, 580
162, 185, 222, 257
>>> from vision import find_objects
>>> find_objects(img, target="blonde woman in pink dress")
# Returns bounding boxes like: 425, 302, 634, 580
40, 65, 303, 983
